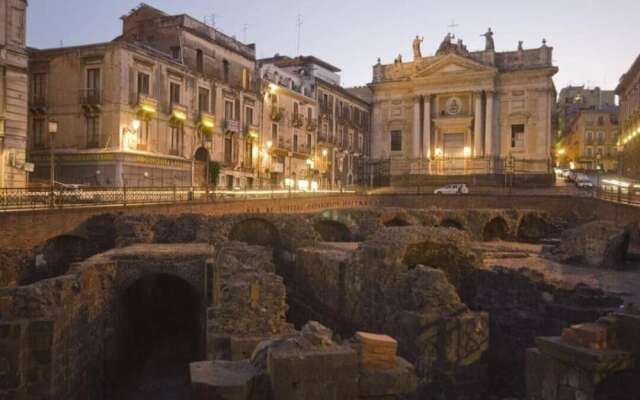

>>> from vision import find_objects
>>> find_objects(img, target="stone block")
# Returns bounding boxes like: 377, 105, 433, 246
355, 332, 398, 370
230, 336, 269, 361
267, 340, 359, 400
561, 323, 608, 350
190, 359, 262, 400
358, 356, 417, 398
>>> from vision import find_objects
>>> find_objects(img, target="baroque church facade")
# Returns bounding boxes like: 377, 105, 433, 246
369, 31, 558, 185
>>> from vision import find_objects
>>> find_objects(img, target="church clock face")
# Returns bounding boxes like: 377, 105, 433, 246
446, 97, 462, 116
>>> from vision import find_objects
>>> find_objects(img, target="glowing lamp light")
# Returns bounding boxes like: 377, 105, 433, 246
268, 83, 278, 93
311, 181, 319, 192
306, 159, 314, 167
202, 118, 215, 129
557, 148, 566, 156
322, 149, 329, 157
132, 119, 141, 130
284, 178, 294, 187
172, 110, 187, 121
434, 147, 443, 157
141, 104, 156, 114
569, 161, 576, 170
298, 180, 309, 191
463, 146, 471, 157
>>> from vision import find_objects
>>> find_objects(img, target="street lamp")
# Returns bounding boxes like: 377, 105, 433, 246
48, 120, 58, 207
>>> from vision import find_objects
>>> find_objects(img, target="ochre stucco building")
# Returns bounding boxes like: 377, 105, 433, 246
0, 0, 28, 188
617, 54, 640, 179
369, 32, 557, 185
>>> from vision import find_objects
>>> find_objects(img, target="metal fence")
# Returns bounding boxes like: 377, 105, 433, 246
0, 185, 358, 211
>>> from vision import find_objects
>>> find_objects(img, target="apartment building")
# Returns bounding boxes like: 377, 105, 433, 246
616, 54, 640, 179
0, 0, 29, 187
27, 3, 260, 188
561, 108, 619, 172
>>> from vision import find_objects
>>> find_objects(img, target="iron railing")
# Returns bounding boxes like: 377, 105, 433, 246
0, 185, 355, 211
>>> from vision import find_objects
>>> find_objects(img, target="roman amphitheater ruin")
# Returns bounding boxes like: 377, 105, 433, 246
1, 195, 640, 399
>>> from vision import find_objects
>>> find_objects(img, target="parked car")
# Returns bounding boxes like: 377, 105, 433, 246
575, 174, 593, 189
434, 184, 469, 195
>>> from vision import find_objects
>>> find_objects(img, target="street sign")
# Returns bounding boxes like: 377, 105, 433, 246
23, 162, 35, 173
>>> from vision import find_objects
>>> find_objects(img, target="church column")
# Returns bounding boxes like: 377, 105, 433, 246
423, 94, 431, 159
474, 92, 483, 157
413, 96, 421, 160
484, 91, 495, 157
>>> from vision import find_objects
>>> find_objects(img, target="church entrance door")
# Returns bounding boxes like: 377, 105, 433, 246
443, 133, 465, 174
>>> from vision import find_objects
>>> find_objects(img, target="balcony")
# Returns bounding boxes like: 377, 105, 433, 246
224, 119, 241, 134
306, 118, 318, 132
271, 106, 284, 122
136, 94, 159, 115
170, 103, 188, 122
292, 114, 305, 129
198, 111, 215, 132
29, 95, 47, 114
244, 123, 259, 139
79, 89, 102, 113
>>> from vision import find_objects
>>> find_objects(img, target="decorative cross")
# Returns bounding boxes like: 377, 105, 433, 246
448, 20, 459, 37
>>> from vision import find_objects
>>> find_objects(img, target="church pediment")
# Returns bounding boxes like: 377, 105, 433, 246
412, 54, 497, 80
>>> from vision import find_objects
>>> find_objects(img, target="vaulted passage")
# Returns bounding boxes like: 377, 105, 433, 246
314, 220, 352, 242
115, 274, 202, 400
229, 218, 280, 247
440, 218, 465, 231
383, 216, 412, 227
483, 217, 509, 241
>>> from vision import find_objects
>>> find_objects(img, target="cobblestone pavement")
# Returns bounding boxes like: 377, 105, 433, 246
477, 241, 640, 305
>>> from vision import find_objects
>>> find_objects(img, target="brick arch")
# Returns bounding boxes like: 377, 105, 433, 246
483, 217, 510, 241
517, 212, 557, 243
113, 272, 204, 397
382, 214, 413, 227
439, 218, 465, 231
229, 218, 281, 247
313, 220, 353, 242
41, 234, 92, 279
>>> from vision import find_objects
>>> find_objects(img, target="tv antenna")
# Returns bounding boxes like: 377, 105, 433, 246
242, 23, 249, 42
296, 14, 303, 55
204, 13, 219, 28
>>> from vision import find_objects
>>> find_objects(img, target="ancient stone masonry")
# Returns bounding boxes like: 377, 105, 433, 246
190, 321, 418, 400
526, 306, 640, 400
0, 206, 637, 399
284, 226, 490, 397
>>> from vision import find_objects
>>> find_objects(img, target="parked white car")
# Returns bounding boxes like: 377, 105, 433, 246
575, 174, 593, 189
434, 184, 469, 195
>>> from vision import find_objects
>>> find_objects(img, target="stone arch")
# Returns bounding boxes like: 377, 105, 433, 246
229, 218, 281, 247
114, 273, 203, 398
483, 217, 510, 241
41, 235, 92, 278
314, 220, 352, 242
382, 215, 413, 227
595, 370, 640, 400
194, 147, 211, 187
439, 218, 465, 231
517, 213, 557, 243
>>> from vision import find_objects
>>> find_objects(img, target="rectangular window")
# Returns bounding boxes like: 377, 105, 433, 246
293, 135, 298, 152
138, 72, 150, 96
87, 68, 100, 90
139, 120, 150, 146
31, 73, 46, 99
293, 102, 299, 117
170, 124, 183, 155
307, 133, 312, 148
245, 107, 254, 126
586, 147, 593, 157
224, 100, 234, 120
511, 124, 525, 148
86, 116, 100, 148
307, 107, 313, 122
171, 46, 181, 60
223, 60, 230, 82
170, 82, 181, 105
32, 118, 44, 147
390, 130, 402, 151
271, 123, 278, 142
196, 49, 204, 73
198, 88, 210, 113
586, 131, 593, 144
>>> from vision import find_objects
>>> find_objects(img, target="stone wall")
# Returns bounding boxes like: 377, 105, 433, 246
281, 226, 490, 398
2, 193, 638, 251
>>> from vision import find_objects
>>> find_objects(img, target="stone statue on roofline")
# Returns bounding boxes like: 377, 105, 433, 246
413, 35, 424, 59
482, 28, 495, 51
